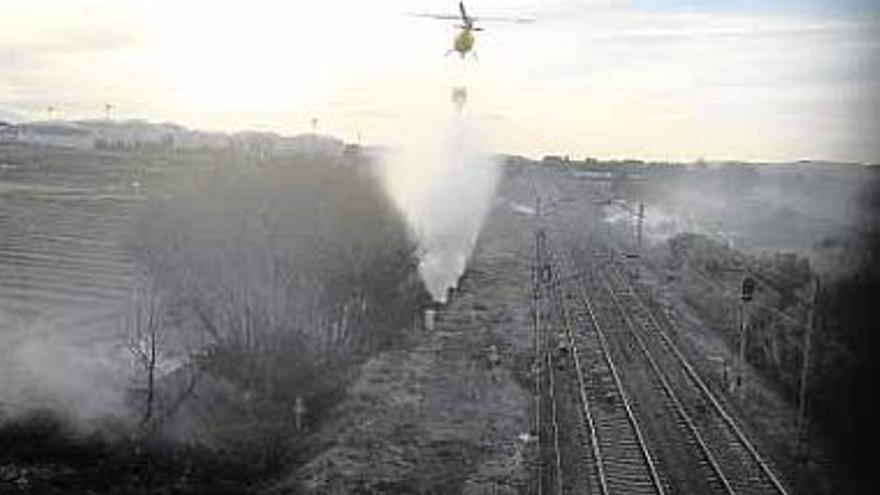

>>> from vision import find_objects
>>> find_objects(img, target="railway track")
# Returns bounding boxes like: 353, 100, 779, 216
536, 233, 666, 495
551, 254, 665, 495
529, 180, 794, 495
575, 258, 735, 494
599, 261, 791, 495
535, 277, 563, 495
535, 254, 596, 495
555, 224, 792, 494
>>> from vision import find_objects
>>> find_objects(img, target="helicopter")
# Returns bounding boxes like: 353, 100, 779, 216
410, 2, 534, 60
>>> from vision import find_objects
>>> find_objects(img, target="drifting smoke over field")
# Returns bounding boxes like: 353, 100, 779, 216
0, 320, 131, 426
382, 115, 498, 302
606, 163, 879, 267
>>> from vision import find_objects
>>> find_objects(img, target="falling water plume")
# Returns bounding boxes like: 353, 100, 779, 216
381, 111, 498, 303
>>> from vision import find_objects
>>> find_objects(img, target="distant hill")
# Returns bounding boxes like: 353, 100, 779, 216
0, 108, 24, 123
1, 118, 347, 156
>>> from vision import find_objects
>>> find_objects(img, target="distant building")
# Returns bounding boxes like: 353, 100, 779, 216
276, 134, 346, 156
572, 170, 614, 181
0, 121, 19, 141
542, 155, 570, 165
343, 143, 361, 158
21, 122, 93, 149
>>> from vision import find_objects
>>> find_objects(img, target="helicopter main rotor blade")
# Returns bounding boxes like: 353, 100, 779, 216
472, 15, 535, 24
459, 1, 469, 23
408, 13, 463, 21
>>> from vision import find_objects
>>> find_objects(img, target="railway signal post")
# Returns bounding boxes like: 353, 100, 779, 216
735, 276, 756, 396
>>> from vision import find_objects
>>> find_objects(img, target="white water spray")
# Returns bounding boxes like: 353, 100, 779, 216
382, 113, 498, 302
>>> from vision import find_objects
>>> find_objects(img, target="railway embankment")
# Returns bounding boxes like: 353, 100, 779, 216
279, 173, 539, 494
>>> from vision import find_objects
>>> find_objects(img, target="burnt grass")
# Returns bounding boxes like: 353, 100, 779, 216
0, 411, 281, 494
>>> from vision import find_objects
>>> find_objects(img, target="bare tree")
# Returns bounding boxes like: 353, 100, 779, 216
131, 157, 427, 426
126, 278, 166, 426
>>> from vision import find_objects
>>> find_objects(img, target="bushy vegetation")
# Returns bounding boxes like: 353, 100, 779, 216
1, 149, 429, 493
667, 233, 814, 395
809, 231, 880, 488
668, 226, 880, 491
0, 411, 271, 494
133, 152, 428, 439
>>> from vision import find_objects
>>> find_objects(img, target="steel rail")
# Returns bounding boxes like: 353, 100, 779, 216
547, 256, 610, 495
540, 278, 565, 495
532, 263, 544, 495
593, 269, 737, 495
571, 262, 667, 495
605, 264, 792, 495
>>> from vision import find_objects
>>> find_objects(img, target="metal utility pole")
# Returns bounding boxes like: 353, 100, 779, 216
637, 202, 644, 252
629, 202, 644, 280
537, 230, 551, 284
796, 276, 820, 461
736, 301, 746, 393
535, 196, 542, 271
310, 117, 319, 153
293, 396, 306, 432
534, 196, 552, 284
532, 197, 544, 495
534, 196, 545, 290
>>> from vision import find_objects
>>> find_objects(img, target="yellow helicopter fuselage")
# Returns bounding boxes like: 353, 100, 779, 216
453, 28, 475, 57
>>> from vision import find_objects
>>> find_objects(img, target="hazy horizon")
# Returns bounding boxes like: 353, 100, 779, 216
6, 114, 878, 166
2, 0, 878, 163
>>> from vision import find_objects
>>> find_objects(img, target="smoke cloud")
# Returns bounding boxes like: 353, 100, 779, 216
0, 316, 132, 426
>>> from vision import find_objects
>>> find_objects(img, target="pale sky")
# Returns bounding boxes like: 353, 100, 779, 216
1, 0, 878, 162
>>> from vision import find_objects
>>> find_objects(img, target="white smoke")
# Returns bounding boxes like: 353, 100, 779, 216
0, 316, 132, 426
381, 112, 498, 302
